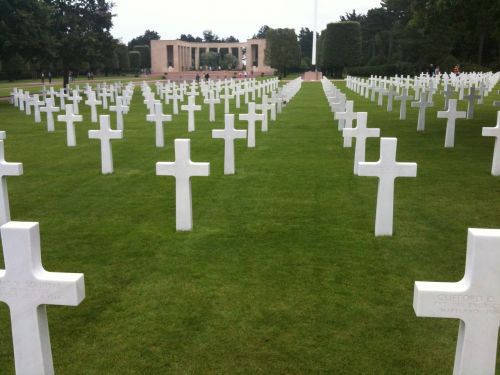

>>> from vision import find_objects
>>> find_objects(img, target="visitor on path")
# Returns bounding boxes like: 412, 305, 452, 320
41, 72, 45, 84
195, 73, 200, 83
434, 65, 440, 76
428, 64, 434, 76
453, 64, 460, 75
48, 72, 52, 83
204, 73, 210, 81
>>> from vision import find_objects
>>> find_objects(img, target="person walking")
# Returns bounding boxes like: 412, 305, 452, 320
48, 72, 52, 84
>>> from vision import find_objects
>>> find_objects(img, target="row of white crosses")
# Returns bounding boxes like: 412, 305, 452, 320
345, 74, 496, 148
345, 76, 500, 375
154, 77, 302, 231
141, 77, 287, 147
322, 78, 418, 237
0, 127, 85, 374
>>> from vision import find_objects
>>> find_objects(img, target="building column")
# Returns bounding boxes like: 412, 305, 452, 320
195, 47, 200, 70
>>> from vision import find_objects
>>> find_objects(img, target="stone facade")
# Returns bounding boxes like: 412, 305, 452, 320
151, 39, 274, 75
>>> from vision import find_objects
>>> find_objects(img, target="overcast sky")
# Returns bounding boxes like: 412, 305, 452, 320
111, 0, 381, 43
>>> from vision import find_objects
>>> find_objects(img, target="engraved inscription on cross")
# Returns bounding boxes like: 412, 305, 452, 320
156, 139, 210, 231
0, 221, 85, 375
414, 228, 500, 375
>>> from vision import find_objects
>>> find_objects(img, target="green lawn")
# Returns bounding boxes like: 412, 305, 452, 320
0, 80, 499, 374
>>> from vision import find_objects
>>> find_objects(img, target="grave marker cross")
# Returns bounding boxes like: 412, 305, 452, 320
146, 103, 172, 148
482, 112, 500, 176
342, 112, 380, 175
212, 114, 247, 175
358, 137, 417, 236
437, 99, 467, 148
181, 96, 201, 132
0, 221, 85, 375
0, 140, 23, 225
414, 228, 500, 375
156, 139, 210, 231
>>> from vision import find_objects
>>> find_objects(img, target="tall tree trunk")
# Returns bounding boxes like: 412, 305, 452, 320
63, 67, 69, 88
478, 33, 485, 66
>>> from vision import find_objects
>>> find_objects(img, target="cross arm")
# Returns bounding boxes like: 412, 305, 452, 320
413, 280, 468, 319
37, 271, 85, 306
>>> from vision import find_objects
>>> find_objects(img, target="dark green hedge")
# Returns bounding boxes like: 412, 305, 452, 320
344, 63, 420, 77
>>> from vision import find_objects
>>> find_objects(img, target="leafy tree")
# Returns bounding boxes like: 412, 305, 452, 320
222, 36, 239, 43
3, 53, 26, 80
253, 25, 270, 39
264, 28, 300, 77
321, 22, 361, 78
47, 0, 114, 86
200, 51, 218, 69
340, 9, 366, 22
298, 27, 314, 63
132, 45, 150, 69
221, 54, 238, 69
116, 43, 130, 71
203, 30, 220, 43
180, 34, 203, 42
0, 0, 52, 67
128, 29, 160, 49
128, 51, 141, 70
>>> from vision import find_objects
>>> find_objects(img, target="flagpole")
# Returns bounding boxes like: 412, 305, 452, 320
312, 0, 318, 70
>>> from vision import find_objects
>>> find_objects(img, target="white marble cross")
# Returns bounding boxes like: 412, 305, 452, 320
181, 96, 201, 132
482, 112, 500, 176
443, 84, 454, 110
88, 115, 123, 174
358, 137, 417, 236
109, 96, 129, 131
239, 102, 264, 148
85, 91, 101, 123
437, 99, 467, 148
411, 92, 433, 131
57, 104, 83, 147
343, 113, 380, 175
24, 92, 32, 115
100, 87, 109, 109
0, 141, 23, 225
32, 94, 45, 123
414, 228, 500, 375
220, 88, 234, 114
0, 221, 85, 375
255, 98, 270, 132
57, 88, 68, 108
203, 91, 220, 122
395, 88, 410, 120
146, 102, 172, 148
386, 86, 396, 112
335, 101, 357, 147
68, 90, 82, 114
40, 98, 60, 132
156, 139, 210, 231
464, 86, 479, 119
212, 114, 247, 175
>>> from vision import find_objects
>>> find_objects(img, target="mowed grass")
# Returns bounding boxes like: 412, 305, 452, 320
0, 80, 499, 374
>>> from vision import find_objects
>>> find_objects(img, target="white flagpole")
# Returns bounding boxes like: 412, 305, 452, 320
312, 0, 318, 68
